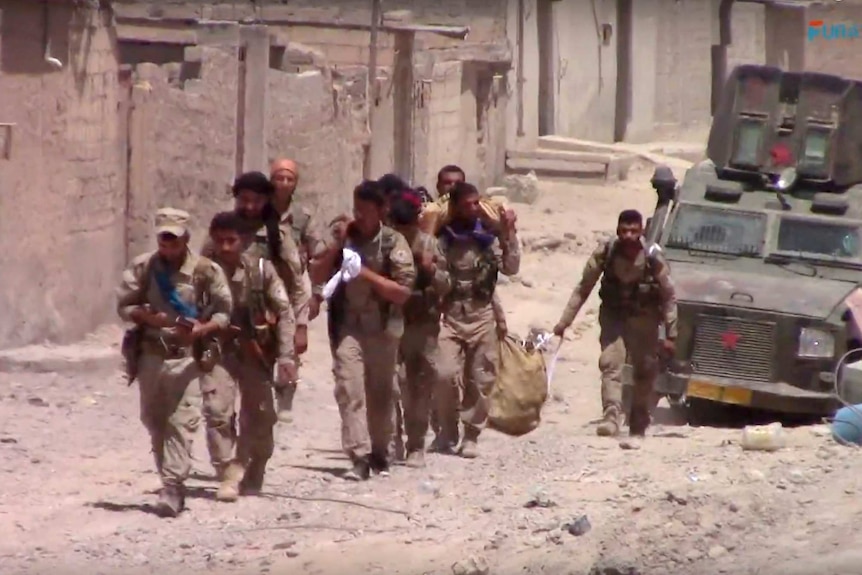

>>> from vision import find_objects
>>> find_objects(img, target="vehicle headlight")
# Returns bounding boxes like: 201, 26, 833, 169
797, 328, 835, 359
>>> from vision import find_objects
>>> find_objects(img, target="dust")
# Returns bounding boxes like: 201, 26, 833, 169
0, 161, 858, 575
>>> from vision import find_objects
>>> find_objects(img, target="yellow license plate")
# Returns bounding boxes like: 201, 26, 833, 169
686, 379, 722, 401
686, 379, 753, 406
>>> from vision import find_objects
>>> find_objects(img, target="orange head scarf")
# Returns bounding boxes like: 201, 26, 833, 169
270, 158, 298, 179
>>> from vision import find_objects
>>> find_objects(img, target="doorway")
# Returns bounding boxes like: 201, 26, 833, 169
614, 0, 633, 142
537, 0, 555, 136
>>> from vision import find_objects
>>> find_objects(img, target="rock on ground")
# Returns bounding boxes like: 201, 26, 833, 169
0, 165, 859, 575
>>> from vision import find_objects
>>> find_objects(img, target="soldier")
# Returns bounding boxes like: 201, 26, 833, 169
269, 158, 325, 319
376, 173, 412, 461
202, 171, 310, 421
552, 209, 677, 448
435, 182, 520, 459
206, 211, 298, 500
388, 190, 450, 468
309, 180, 416, 480
435, 164, 466, 201
426, 166, 509, 454
116, 207, 234, 517
269, 159, 326, 421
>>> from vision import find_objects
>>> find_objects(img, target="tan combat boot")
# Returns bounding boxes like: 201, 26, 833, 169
275, 382, 297, 423
405, 449, 426, 469
459, 428, 480, 459
619, 434, 644, 450
155, 484, 185, 518
596, 407, 621, 437
216, 462, 244, 502
239, 459, 268, 495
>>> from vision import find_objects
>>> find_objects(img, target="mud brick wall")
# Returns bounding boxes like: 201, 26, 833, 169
126, 45, 239, 257
267, 68, 366, 222
0, 2, 125, 349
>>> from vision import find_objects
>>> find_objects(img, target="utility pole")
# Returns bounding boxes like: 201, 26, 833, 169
363, 0, 382, 179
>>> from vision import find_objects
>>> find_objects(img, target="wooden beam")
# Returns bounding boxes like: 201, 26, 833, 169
113, 15, 470, 40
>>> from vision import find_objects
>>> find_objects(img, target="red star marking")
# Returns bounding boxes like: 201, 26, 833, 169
770, 143, 794, 167
721, 330, 741, 350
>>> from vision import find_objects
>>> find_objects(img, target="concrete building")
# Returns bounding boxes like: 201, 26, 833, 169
506, 0, 862, 157
507, 0, 769, 150
2, 0, 861, 350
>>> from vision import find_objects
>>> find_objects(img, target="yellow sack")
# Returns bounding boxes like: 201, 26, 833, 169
419, 195, 509, 235
488, 334, 549, 437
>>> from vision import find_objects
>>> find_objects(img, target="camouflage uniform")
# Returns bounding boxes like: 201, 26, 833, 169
203, 220, 310, 418
555, 238, 677, 437
397, 228, 450, 467
213, 253, 296, 500
281, 202, 325, 278
202, 221, 309, 332
326, 226, 416, 477
116, 209, 233, 515
435, 227, 520, 458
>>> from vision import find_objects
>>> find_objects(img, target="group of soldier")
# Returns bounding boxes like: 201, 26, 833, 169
116, 157, 678, 519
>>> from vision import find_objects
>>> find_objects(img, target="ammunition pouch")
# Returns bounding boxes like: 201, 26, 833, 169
447, 260, 498, 304
120, 326, 145, 385
598, 280, 662, 312
404, 287, 440, 323
139, 336, 193, 361
193, 338, 221, 373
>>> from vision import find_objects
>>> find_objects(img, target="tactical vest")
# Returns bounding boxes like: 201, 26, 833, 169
597, 239, 663, 311
250, 226, 300, 292
438, 232, 499, 304
288, 207, 311, 249
402, 234, 439, 323
328, 226, 403, 338
241, 254, 278, 356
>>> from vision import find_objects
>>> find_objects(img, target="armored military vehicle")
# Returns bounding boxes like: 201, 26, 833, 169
626, 64, 862, 421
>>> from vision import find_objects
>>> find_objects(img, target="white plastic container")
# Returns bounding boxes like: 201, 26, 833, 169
740, 422, 786, 452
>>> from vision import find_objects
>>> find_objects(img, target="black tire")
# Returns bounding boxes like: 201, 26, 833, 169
685, 397, 717, 427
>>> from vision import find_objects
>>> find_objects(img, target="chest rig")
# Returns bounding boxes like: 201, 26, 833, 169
598, 239, 663, 312
438, 233, 499, 304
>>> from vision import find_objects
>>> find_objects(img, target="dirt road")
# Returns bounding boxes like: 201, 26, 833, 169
1, 163, 858, 575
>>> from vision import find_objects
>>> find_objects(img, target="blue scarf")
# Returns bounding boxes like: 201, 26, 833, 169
154, 270, 199, 319
441, 219, 497, 250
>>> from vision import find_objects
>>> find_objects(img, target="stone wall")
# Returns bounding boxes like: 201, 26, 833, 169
653, 0, 715, 130
112, 0, 513, 190
0, 1, 125, 349
126, 45, 239, 256
0, 4, 376, 350
267, 67, 366, 220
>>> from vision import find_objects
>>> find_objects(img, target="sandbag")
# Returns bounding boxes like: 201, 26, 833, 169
419, 195, 509, 235
488, 334, 549, 437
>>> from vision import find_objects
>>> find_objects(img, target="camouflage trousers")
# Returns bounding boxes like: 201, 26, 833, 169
435, 303, 498, 441
331, 325, 399, 462
597, 307, 661, 434
397, 321, 440, 453
222, 351, 279, 469
137, 351, 236, 487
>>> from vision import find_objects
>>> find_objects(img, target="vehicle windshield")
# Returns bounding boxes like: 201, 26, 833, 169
775, 217, 862, 262
664, 204, 765, 256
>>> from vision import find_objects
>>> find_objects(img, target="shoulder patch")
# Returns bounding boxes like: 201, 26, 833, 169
390, 248, 412, 265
